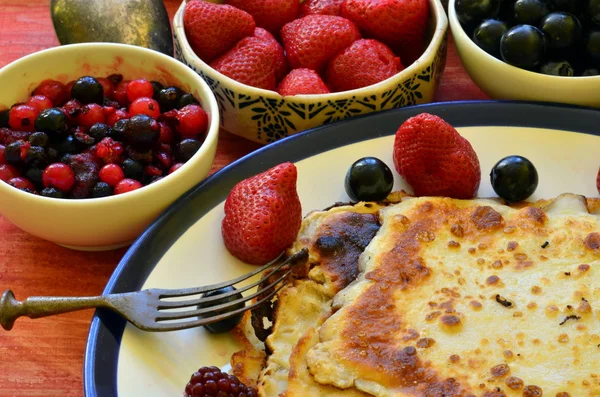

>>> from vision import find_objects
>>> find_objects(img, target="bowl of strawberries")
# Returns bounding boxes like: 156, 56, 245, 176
0, 43, 220, 250
173, 0, 449, 144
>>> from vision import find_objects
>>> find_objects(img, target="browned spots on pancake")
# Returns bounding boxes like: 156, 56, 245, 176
416, 337, 435, 348
520, 206, 547, 225
523, 385, 543, 397
451, 223, 464, 237
507, 241, 518, 251
486, 275, 500, 285
483, 390, 507, 397
505, 376, 524, 389
584, 232, 600, 253
490, 364, 510, 377
313, 212, 380, 290
440, 314, 462, 328
471, 206, 505, 230
556, 392, 571, 397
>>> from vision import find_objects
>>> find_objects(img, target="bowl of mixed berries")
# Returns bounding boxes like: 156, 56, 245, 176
450, 0, 600, 106
0, 43, 219, 250
172, 0, 449, 144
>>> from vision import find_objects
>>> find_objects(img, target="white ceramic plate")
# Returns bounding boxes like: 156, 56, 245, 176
83, 101, 600, 396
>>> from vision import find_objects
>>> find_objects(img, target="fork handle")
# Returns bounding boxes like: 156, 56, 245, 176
0, 290, 109, 331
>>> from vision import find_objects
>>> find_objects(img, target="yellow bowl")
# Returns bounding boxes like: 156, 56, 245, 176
449, 0, 600, 107
173, 0, 449, 144
0, 43, 220, 251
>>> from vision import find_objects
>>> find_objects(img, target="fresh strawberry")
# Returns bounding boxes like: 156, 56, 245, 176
277, 69, 330, 96
183, 0, 256, 63
341, 0, 429, 65
393, 113, 481, 199
299, 0, 344, 16
597, 167, 600, 194
225, 0, 299, 37
222, 162, 302, 265
210, 36, 279, 90
253, 28, 288, 81
280, 15, 361, 71
326, 39, 403, 92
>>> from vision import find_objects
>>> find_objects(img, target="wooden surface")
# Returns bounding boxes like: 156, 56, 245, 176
0, 1, 488, 396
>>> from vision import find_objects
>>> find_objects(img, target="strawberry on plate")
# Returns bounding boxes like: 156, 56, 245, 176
277, 68, 330, 96
280, 15, 362, 71
183, 0, 256, 63
225, 0, 300, 37
210, 34, 281, 90
222, 162, 302, 265
299, 0, 344, 16
393, 113, 481, 199
326, 39, 403, 92
341, 0, 429, 65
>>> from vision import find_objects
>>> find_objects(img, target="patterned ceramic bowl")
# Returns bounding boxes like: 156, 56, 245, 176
173, 0, 448, 144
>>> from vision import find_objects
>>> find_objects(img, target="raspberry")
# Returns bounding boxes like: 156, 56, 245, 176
78, 103, 106, 129
32, 79, 68, 106
0, 164, 20, 181
0, 128, 31, 145
113, 80, 131, 106
27, 95, 53, 112
8, 176, 36, 192
9, 105, 38, 132
184, 366, 257, 397
114, 178, 143, 194
176, 104, 208, 138
65, 152, 100, 199
96, 77, 116, 99
106, 108, 130, 127
63, 99, 82, 125
42, 163, 76, 192
98, 164, 125, 187
169, 163, 184, 174
95, 137, 124, 164
126, 79, 154, 102
129, 97, 160, 119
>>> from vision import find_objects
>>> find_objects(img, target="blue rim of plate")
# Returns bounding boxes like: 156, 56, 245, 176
83, 100, 600, 397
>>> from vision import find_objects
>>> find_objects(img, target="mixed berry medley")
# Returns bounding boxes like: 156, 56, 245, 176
456, 0, 600, 76
0, 75, 208, 199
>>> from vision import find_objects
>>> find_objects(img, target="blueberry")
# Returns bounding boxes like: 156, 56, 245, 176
41, 187, 65, 198
198, 286, 244, 334
28, 132, 49, 147
91, 182, 113, 198
25, 145, 48, 167
124, 114, 160, 149
585, 31, 600, 62
540, 12, 582, 55
344, 157, 394, 202
70, 76, 104, 105
513, 0, 549, 25
157, 86, 184, 112
0, 109, 9, 128
590, 0, 600, 26
122, 158, 145, 180
34, 108, 67, 136
88, 123, 111, 142
500, 25, 546, 70
109, 119, 128, 141
473, 19, 509, 57
4, 141, 23, 165
26, 167, 44, 187
51, 135, 78, 155
175, 138, 202, 162
490, 155, 538, 202
178, 93, 199, 109
539, 60, 574, 75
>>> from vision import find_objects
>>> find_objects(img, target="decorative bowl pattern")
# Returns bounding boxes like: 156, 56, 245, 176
173, 0, 449, 144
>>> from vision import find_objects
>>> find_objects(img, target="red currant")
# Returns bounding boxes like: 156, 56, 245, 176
27, 95, 53, 112
144, 165, 163, 177
65, 80, 76, 97
95, 137, 124, 164
106, 108, 130, 127
113, 80, 131, 106
169, 163, 184, 174
0, 164, 20, 181
155, 152, 172, 169
78, 103, 106, 129
0, 144, 5, 164
42, 163, 75, 192
32, 79, 68, 106
126, 79, 154, 102
176, 104, 208, 138
114, 178, 143, 194
9, 105, 38, 132
96, 77, 115, 99
129, 97, 160, 119
98, 164, 125, 187
19, 141, 31, 161
159, 122, 174, 143
8, 176, 36, 192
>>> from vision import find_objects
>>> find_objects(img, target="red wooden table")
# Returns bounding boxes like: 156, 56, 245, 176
0, 1, 488, 395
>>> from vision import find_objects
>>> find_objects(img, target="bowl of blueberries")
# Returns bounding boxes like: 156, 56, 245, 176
449, 0, 600, 107
0, 43, 220, 251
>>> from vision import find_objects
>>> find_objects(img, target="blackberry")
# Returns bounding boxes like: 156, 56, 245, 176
184, 366, 257, 397
28, 132, 49, 147
109, 119, 128, 141
25, 145, 48, 167
88, 123, 111, 142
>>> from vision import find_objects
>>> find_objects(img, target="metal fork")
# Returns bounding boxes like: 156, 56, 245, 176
0, 249, 308, 332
